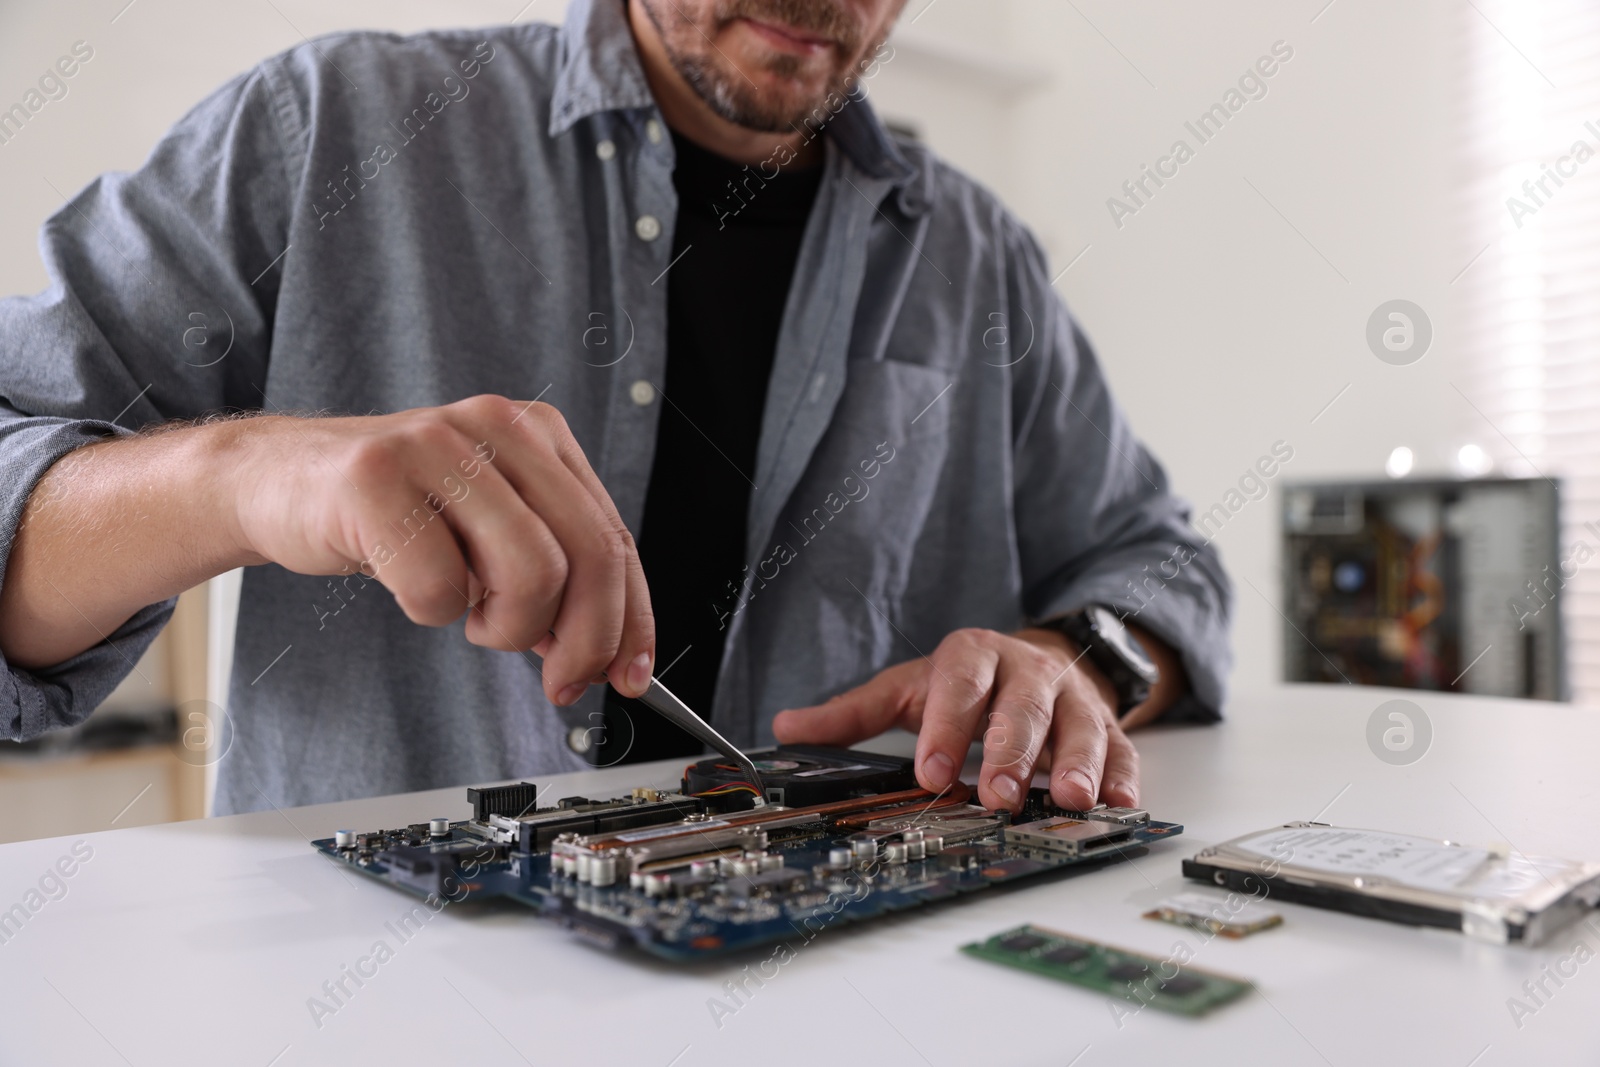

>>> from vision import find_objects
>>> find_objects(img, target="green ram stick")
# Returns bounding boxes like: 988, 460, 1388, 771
961, 924, 1252, 1017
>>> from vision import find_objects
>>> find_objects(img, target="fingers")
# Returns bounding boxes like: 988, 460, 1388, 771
464, 569, 488, 611
1099, 723, 1141, 807
1046, 688, 1110, 810
439, 462, 567, 651
770, 629, 1140, 815
977, 668, 1054, 811
915, 631, 1000, 796
246, 395, 648, 709
344, 437, 474, 627
775, 627, 1138, 815
772, 659, 925, 747
482, 402, 641, 704
530, 404, 655, 697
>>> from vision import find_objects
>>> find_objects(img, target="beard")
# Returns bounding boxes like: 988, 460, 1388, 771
641, 0, 881, 132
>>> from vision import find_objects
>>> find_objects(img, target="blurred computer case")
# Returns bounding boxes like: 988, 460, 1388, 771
1282, 478, 1564, 699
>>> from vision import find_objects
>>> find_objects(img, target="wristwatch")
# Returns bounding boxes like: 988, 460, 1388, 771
1045, 605, 1159, 716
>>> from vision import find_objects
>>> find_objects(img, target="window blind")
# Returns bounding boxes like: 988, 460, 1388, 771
1457, 0, 1600, 704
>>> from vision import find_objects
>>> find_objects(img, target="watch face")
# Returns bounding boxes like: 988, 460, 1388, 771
1088, 605, 1159, 682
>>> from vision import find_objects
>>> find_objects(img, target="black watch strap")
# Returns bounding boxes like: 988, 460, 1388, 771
1046, 606, 1159, 715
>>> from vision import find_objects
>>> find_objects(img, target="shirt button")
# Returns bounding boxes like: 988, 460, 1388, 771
629, 380, 656, 406
646, 118, 664, 144
566, 725, 594, 755
595, 139, 616, 161
635, 214, 662, 241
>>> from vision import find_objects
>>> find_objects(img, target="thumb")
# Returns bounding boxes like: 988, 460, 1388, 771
772, 660, 926, 746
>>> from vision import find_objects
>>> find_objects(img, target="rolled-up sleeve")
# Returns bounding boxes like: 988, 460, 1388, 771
1005, 220, 1233, 722
0, 64, 290, 740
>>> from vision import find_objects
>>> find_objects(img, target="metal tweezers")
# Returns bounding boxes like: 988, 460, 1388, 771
636, 676, 767, 803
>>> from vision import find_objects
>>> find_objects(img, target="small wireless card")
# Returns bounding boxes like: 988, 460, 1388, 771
1144, 891, 1283, 938
961, 924, 1252, 1017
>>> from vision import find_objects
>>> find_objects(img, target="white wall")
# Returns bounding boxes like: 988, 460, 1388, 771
0, 0, 1480, 704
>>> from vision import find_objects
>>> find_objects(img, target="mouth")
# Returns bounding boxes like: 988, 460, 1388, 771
734, 15, 839, 56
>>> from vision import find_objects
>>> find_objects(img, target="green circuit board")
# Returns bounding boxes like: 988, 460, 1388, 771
962, 924, 1252, 1016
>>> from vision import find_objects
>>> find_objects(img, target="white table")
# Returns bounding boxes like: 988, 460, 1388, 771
1, 685, 1594, 1067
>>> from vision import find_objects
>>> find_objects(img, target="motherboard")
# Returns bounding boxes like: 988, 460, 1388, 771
313, 746, 1183, 962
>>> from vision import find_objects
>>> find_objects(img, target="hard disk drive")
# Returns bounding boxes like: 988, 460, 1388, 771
1184, 822, 1600, 945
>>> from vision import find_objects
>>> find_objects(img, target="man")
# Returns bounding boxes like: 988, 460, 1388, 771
0, 0, 1230, 816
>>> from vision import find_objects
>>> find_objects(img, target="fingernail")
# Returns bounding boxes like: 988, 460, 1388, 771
555, 683, 586, 706
1060, 770, 1095, 806
1110, 779, 1139, 805
991, 774, 1021, 807
627, 652, 652, 691
921, 752, 955, 789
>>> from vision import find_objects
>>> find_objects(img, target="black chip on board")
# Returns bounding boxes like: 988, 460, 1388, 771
1041, 944, 1089, 965
1107, 962, 1153, 983
1158, 974, 1206, 997
998, 933, 1048, 953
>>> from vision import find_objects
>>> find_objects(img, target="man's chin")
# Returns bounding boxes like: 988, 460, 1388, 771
666, 27, 856, 132
752, 59, 857, 113
703, 73, 842, 132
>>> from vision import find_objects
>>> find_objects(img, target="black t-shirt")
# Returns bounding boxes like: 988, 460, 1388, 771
597, 131, 823, 764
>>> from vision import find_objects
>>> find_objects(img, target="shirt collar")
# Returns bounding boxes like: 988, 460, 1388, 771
827, 85, 916, 185
549, 0, 658, 137
550, 0, 918, 188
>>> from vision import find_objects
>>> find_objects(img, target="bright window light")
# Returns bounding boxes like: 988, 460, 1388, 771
1456, 443, 1493, 477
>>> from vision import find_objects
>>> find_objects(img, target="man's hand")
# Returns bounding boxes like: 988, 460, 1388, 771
0, 393, 653, 709
228, 395, 653, 706
771, 627, 1138, 812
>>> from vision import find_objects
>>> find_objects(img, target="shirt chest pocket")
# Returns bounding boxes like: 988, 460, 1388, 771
780, 358, 955, 607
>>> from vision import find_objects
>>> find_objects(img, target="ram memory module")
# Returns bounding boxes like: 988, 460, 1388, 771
961, 924, 1252, 1017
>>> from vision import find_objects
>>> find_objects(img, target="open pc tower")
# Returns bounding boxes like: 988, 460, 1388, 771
1281, 478, 1565, 699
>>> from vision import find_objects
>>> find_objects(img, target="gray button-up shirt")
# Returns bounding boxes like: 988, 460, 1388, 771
0, 0, 1231, 814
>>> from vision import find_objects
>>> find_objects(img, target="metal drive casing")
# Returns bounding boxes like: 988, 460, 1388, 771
1183, 822, 1600, 945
